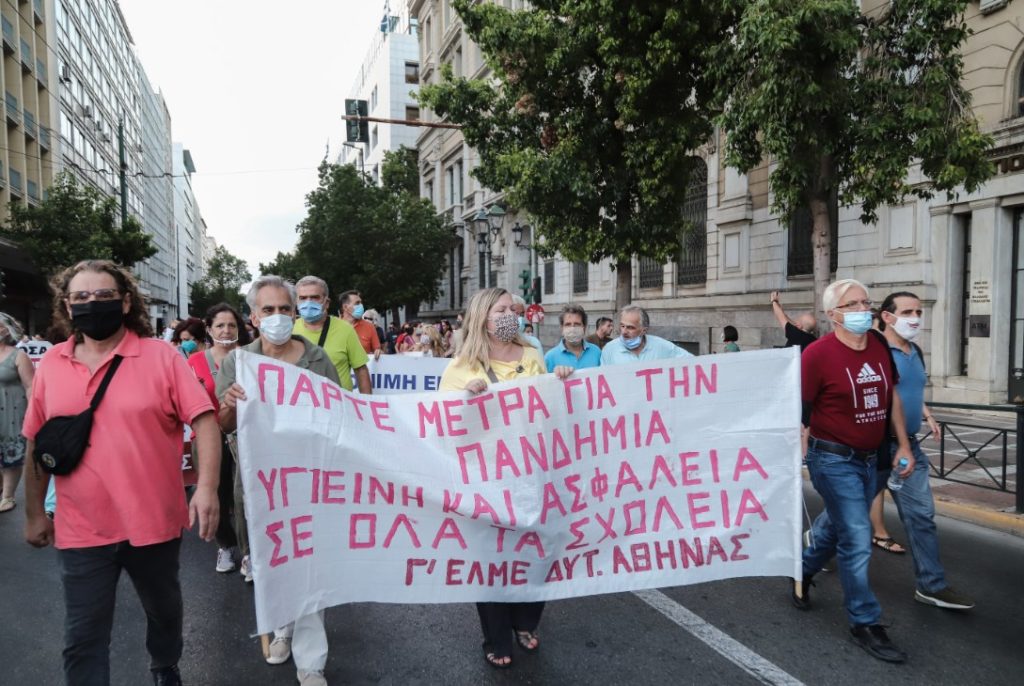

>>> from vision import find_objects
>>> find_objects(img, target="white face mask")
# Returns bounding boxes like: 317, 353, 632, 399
259, 314, 293, 345
893, 316, 921, 341
563, 326, 585, 345
214, 336, 238, 346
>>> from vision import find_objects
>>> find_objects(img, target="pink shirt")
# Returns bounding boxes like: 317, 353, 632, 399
23, 330, 213, 549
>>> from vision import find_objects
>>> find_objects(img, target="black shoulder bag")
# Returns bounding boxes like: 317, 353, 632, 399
317, 317, 331, 347
34, 355, 123, 476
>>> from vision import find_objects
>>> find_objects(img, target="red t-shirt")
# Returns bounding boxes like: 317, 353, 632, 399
23, 331, 213, 549
187, 350, 220, 417
801, 332, 898, 451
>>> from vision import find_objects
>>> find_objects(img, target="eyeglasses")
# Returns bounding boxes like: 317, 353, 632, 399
65, 289, 121, 304
835, 299, 873, 311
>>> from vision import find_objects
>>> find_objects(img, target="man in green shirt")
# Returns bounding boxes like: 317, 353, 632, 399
291, 275, 371, 393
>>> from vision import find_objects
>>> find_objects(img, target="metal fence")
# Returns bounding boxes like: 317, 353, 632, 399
925, 401, 1022, 513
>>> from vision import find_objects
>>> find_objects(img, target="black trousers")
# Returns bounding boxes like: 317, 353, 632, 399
58, 538, 183, 686
215, 437, 237, 549
476, 601, 545, 657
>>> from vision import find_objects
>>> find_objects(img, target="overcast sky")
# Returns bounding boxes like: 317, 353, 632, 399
117, 0, 388, 274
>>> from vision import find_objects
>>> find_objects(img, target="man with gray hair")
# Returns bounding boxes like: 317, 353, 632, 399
795, 278, 914, 663
292, 275, 370, 394
600, 304, 693, 365
218, 275, 340, 686
769, 290, 818, 351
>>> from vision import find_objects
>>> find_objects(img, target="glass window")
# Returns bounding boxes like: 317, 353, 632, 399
405, 105, 420, 121
1018, 61, 1024, 117
405, 61, 419, 84
572, 262, 589, 294
639, 257, 663, 289
677, 157, 708, 285
544, 260, 554, 295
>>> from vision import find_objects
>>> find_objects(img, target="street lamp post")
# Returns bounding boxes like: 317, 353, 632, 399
341, 142, 365, 176
474, 205, 506, 288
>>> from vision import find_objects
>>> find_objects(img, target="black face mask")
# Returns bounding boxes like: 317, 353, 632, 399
71, 299, 125, 341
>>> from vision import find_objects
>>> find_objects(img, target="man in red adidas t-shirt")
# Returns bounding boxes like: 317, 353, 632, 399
794, 278, 914, 663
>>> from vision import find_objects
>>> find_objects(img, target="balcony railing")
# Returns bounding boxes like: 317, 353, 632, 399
1, 15, 14, 54
39, 126, 50, 150
9, 168, 22, 196
33, 0, 43, 25
36, 58, 46, 87
5, 91, 19, 126
23, 109, 36, 139
27, 179, 39, 203
0, 161, 5, 188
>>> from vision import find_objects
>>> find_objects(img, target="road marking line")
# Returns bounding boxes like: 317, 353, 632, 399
633, 588, 806, 686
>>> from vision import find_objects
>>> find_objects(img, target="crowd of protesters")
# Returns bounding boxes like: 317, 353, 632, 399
2, 261, 973, 684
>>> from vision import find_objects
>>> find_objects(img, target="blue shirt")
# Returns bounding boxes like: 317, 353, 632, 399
600, 334, 694, 365
891, 343, 926, 435
545, 339, 602, 372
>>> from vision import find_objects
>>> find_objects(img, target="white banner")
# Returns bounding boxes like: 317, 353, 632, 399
363, 354, 450, 394
236, 348, 802, 634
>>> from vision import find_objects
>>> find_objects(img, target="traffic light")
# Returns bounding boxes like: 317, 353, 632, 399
532, 276, 542, 304
345, 99, 369, 143
519, 269, 532, 300
0, 268, 5, 301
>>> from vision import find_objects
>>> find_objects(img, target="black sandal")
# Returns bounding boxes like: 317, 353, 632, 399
515, 630, 539, 652
483, 643, 511, 669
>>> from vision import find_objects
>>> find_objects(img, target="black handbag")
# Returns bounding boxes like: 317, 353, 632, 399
34, 355, 123, 476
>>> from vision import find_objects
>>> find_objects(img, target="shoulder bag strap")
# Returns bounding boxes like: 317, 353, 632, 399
484, 365, 499, 384
317, 316, 331, 348
89, 355, 123, 410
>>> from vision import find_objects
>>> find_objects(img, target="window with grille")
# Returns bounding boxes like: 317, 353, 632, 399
572, 262, 589, 294
787, 191, 838, 277
639, 257, 663, 289
544, 260, 554, 294
677, 158, 708, 285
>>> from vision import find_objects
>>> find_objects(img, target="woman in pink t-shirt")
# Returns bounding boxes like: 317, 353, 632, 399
188, 303, 252, 578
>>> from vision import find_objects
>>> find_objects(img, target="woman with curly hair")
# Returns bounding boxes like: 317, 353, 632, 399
22, 259, 220, 685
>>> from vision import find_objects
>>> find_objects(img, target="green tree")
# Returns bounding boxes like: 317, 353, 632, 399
258, 250, 309, 283
418, 1, 735, 308
274, 161, 450, 318
1, 172, 157, 277
381, 145, 421, 196
189, 244, 252, 314
711, 0, 993, 321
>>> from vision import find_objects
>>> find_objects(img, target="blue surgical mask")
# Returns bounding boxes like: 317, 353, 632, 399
623, 335, 644, 350
518, 316, 527, 333
180, 339, 198, 355
298, 301, 324, 323
840, 311, 873, 335
352, 304, 365, 319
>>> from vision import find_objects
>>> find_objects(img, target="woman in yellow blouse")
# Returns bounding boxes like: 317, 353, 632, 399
440, 287, 572, 669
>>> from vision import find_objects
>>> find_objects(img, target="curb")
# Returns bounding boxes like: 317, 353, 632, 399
933, 497, 1024, 538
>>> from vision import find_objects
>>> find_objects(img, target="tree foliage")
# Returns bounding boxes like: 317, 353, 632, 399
381, 145, 421, 196
711, 0, 993, 319
0, 172, 158, 278
190, 244, 252, 314
418, 1, 734, 306
266, 157, 450, 316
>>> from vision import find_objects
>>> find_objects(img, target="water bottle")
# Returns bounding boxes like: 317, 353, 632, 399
887, 457, 910, 492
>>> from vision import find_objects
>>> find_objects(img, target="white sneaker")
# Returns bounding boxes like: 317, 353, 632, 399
240, 555, 253, 583
297, 670, 327, 686
216, 548, 235, 573
266, 635, 292, 665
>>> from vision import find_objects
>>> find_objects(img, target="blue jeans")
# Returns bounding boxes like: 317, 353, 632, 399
876, 438, 946, 593
802, 446, 882, 626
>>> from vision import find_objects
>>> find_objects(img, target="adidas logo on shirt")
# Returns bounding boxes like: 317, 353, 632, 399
856, 362, 882, 384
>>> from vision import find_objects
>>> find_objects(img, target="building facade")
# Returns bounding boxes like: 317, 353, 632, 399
338, 7, 420, 186
171, 143, 206, 316
412, 0, 1024, 406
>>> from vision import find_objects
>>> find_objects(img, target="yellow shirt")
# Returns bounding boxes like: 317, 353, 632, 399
292, 316, 369, 390
439, 346, 546, 391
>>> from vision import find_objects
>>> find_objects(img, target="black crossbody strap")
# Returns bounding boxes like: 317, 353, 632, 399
89, 355, 123, 411
317, 317, 331, 348
484, 366, 499, 384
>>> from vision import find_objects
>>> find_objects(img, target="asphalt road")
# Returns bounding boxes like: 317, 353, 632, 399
2, 485, 1022, 686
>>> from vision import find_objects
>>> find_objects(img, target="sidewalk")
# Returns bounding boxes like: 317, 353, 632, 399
870, 406, 1022, 537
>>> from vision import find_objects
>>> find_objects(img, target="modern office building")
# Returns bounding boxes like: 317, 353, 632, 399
171, 142, 205, 316
338, 6, 420, 186
412, 1, 1024, 406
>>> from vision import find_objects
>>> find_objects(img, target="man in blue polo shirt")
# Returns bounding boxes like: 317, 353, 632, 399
877, 291, 973, 610
545, 304, 602, 372
601, 304, 693, 365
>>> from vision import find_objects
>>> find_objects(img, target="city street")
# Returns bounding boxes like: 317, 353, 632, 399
3, 484, 1021, 686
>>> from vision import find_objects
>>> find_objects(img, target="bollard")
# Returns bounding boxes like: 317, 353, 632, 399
1017, 402, 1024, 514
